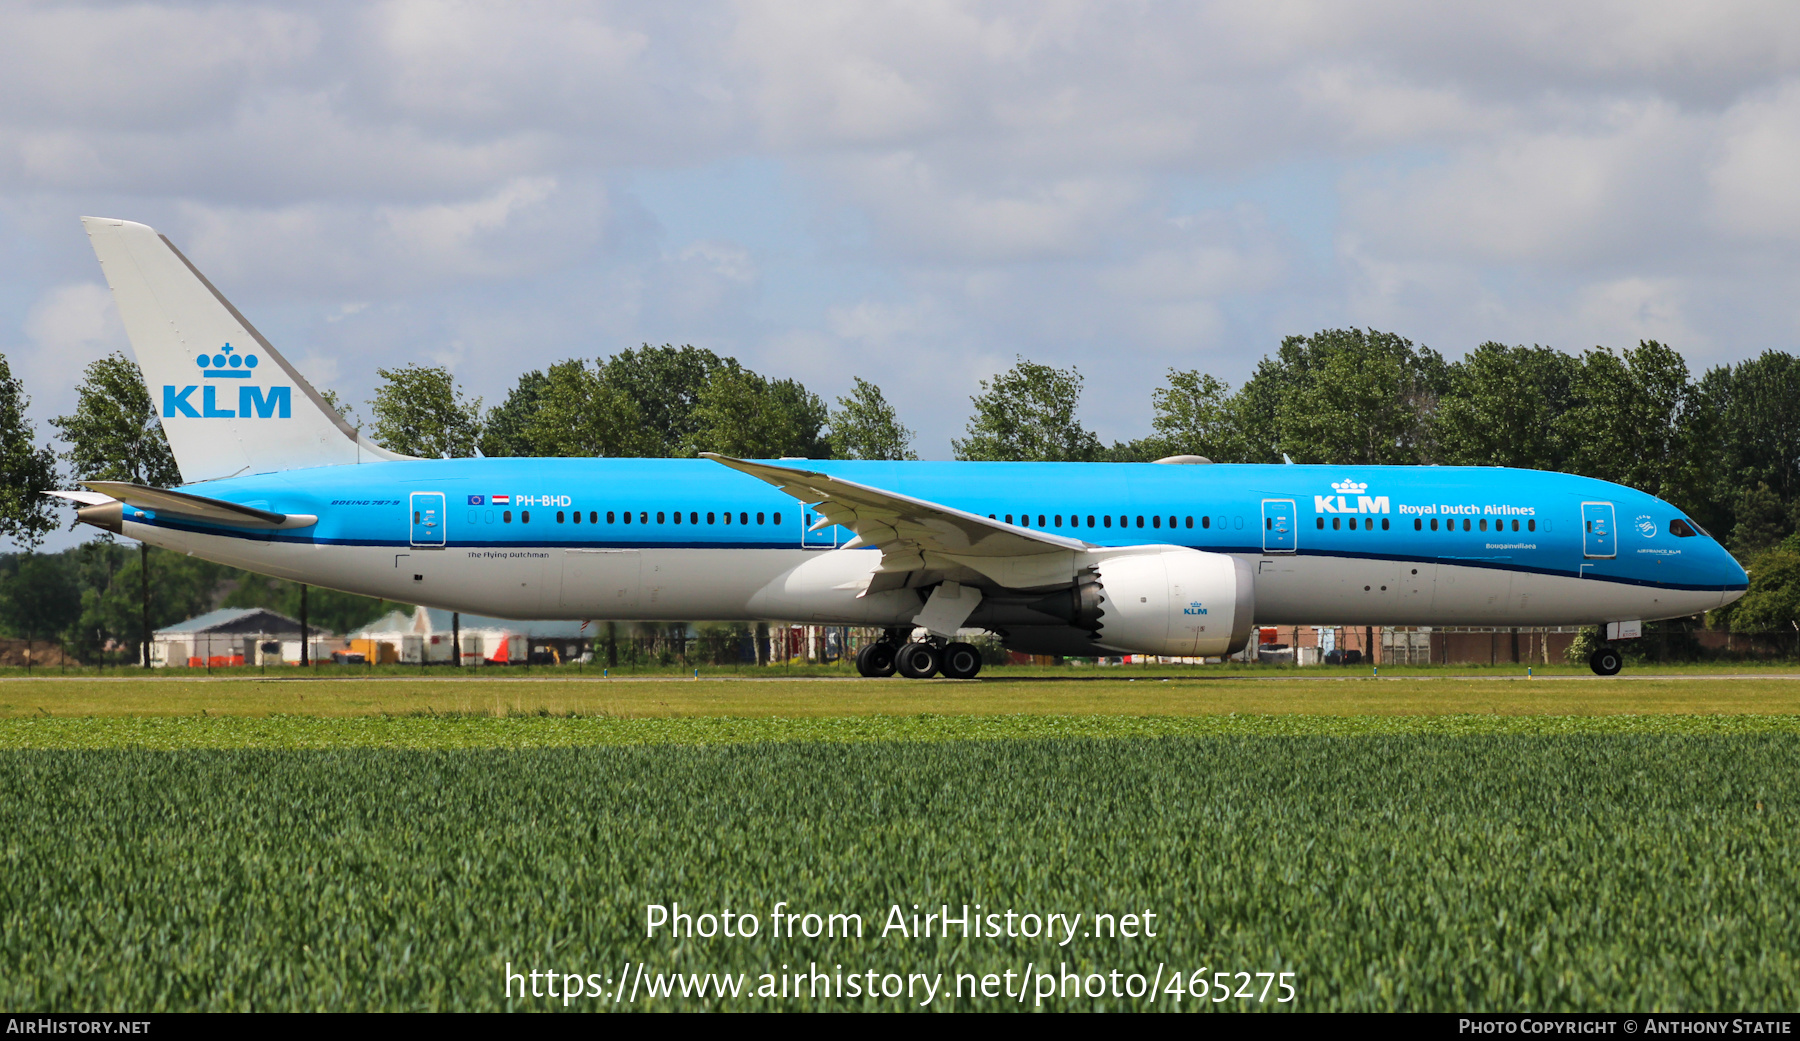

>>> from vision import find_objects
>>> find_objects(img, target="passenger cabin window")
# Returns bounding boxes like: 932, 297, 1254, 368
1332, 517, 1341, 530
1103, 516, 1112, 528
522, 511, 530, 523
1414, 519, 1422, 531
1528, 519, 1536, 532
503, 510, 512, 523
557, 511, 565, 523
1317, 517, 1325, 529
608, 512, 616, 523
1203, 516, 1211, 529
1670, 518, 1698, 537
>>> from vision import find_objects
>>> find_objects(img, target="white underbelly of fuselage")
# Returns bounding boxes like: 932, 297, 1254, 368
130, 521, 1724, 627
1248, 553, 1727, 626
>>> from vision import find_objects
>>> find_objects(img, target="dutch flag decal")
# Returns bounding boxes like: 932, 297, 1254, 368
491, 495, 511, 505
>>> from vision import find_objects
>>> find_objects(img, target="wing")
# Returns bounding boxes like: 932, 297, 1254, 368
702, 454, 1088, 593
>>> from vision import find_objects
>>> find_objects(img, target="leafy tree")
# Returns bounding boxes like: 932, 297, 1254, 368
1435, 343, 1579, 470
828, 377, 917, 460
0, 552, 81, 639
1245, 329, 1446, 465
598, 344, 727, 456
1714, 533, 1800, 635
1729, 483, 1789, 560
0, 351, 59, 548
318, 388, 363, 433
479, 370, 550, 457
222, 573, 399, 635
75, 544, 225, 662
523, 360, 653, 458
1142, 370, 1241, 461
953, 358, 1102, 462
51, 352, 184, 666
50, 352, 181, 488
1687, 352, 1800, 539
1563, 341, 1696, 508
686, 364, 830, 458
368, 364, 482, 458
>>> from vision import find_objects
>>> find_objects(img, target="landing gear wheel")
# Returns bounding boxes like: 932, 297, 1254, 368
940, 642, 982, 679
895, 641, 941, 679
1589, 646, 1623, 676
856, 642, 897, 678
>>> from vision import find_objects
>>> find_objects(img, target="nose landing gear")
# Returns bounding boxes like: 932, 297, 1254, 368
1589, 646, 1623, 676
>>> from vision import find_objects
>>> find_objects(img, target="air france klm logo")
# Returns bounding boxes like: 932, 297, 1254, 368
1183, 601, 1208, 615
162, 343, 291, 419
1315, 477, 1390, 515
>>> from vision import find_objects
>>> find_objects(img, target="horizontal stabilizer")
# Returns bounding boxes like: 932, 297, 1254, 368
43, 489, 117, 506
80, 481, 317, 530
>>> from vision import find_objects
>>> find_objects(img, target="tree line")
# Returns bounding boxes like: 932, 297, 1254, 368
7, 329, 1800, 652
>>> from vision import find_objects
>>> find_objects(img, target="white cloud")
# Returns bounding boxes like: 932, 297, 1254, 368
17, 282, 127, 416
8, 1, 1800, 460
170, 175, 608, 296
1708, 79, 1800, 241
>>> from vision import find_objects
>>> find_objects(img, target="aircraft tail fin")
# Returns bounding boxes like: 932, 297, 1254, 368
80, 217, 405, 483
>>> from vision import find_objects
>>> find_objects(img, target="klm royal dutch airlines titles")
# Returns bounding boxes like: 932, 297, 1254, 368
51, 218, 1746, 678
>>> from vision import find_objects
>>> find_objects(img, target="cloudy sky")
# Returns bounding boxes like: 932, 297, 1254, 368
7, 0, 1800, 510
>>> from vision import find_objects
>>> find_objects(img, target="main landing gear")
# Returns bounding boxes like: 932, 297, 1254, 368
1588, 646, 1623, 676
855, 629, 982, 679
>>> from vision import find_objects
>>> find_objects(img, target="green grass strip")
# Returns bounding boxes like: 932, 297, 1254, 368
4, 712, 1800, 749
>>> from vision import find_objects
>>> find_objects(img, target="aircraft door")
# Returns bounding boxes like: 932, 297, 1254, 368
410, 492, 446, 547
1261, 499, 1296, 554
1581, 501, 1616, 559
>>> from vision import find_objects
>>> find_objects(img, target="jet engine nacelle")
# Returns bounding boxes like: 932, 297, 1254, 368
1091, 548, 1254, 657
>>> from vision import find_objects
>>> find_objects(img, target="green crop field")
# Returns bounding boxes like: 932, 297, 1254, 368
8, 670, 1800, 719
6, 672, 1798, 1012
3, 726, 1798, 1011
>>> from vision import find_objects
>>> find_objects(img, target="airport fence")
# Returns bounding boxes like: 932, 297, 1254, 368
6, 625, 1800, 672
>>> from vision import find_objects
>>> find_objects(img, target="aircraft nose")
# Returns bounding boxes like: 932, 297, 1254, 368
1716, 549, 1749, 609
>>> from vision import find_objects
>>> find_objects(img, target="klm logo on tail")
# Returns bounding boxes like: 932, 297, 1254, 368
162, 343, 290, 419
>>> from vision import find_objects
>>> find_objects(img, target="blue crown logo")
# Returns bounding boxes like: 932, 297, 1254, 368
195, 342, 259, 379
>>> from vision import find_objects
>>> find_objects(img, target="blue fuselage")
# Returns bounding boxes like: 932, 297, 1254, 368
150, 459, 1744, 599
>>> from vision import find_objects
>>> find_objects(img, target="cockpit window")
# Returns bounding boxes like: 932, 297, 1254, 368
1669, 518, 1698, 538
